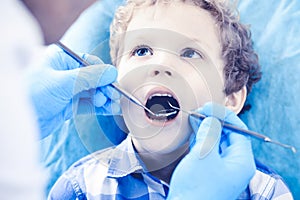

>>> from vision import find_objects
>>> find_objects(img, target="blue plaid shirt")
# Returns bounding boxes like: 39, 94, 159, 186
48, 137, 293, 200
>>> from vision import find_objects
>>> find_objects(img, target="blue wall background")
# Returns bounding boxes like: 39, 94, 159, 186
238, 0, 300, 198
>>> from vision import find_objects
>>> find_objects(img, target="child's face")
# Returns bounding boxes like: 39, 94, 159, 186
116, 2, 226, 154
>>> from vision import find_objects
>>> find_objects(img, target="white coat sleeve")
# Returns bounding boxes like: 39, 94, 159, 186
0, 0, 45, 199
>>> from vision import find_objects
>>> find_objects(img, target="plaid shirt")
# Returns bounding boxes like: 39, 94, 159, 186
48, 137, 293, 200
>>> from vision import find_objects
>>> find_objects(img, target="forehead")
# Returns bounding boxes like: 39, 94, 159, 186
125, 2, 222, 59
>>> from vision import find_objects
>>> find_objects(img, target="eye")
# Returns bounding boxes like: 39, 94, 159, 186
132, 45, 153, 57
180, 48, 203, 59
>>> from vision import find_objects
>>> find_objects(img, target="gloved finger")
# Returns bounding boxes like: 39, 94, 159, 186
188, 102, 224, 136
194, 102, 248, 133
82, 54, 104, 65
45, 45, 105, 70
198, 102, 227, 121
228, 129, 252, 145
76, 97, 120, 116
81, 88, 120, 110
93, 86, 121, 107
76, 89, 121, 115
44, 45, 82, 70
93, 91, 108, 107
222, 132, 256, 181
95, 99, 121, 115
78, 90, 92, 98
100, 85, 121, 101
190, 117, 222, 159
59, 64, 118, 96
223, 111, 248, 130
224, 132, 253, 157
76, 97, 95, 116
220, 111, 249, 140
76, 88, 107, 108
189, 114, 202, 134
77, 86, 120, 110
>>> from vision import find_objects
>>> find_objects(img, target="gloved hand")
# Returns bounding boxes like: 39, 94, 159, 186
27, 45, 121, 139
167, 103, 256, 200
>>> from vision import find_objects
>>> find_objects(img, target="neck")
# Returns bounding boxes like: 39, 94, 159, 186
136, 142, 190, 184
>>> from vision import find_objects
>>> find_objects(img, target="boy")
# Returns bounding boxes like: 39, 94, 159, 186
48, 0, 293, 199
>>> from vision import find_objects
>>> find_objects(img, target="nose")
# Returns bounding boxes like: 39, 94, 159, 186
147, 50, 177, 77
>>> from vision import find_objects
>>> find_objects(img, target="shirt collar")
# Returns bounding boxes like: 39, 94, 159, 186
107, 136, 146, 178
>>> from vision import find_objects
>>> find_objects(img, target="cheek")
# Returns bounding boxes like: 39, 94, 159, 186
182, 63, 226, 105
117, 59, 128, 82
117, 56, 141, 82
188, 73, 225, 106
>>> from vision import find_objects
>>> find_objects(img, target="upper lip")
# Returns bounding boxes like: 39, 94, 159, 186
144, 87, 178, 104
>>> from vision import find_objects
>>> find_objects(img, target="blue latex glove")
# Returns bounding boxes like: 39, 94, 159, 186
27, 45, 121, 139
167, 103, 256, 200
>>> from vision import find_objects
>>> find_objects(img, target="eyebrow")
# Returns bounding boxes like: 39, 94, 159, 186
123, 34, 151, 48
183, 38, 212, 59
189, 37, 212, 51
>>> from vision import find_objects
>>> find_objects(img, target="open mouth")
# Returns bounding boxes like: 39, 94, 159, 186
145, 93, 180, 121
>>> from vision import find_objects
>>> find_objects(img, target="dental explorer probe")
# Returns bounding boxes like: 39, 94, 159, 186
168, 103, 297, 153
55, 41, 156, 116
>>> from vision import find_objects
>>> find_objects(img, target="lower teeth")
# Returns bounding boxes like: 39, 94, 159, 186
146, 105, 179, 121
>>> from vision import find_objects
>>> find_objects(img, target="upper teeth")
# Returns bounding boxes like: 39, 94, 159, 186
149, 93, 173, 99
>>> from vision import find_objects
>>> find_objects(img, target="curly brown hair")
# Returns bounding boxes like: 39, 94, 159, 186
110, 0, 262, 98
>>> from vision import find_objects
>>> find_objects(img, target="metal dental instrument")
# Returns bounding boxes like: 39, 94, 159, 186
55, 41, 156, 116
168, 102, 297, 153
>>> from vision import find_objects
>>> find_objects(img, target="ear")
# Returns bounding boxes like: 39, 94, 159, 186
225, 86, 247, 114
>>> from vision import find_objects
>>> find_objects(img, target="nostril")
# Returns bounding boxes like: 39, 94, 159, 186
149, 70, 160, 77
154, 70, 160, 76
150, 70, 172, 77
165, 71, 172, 76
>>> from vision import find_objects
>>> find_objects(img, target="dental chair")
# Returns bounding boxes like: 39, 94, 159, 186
40, 0, 300, 198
